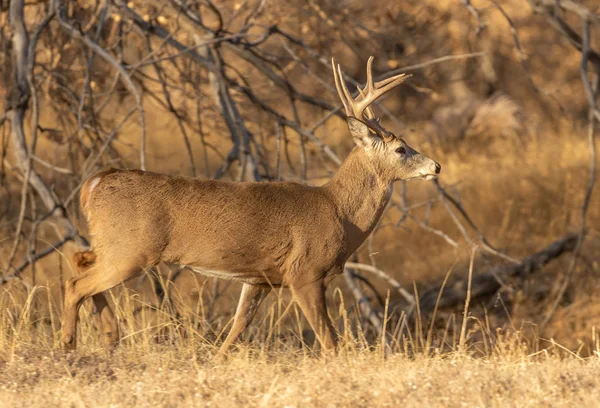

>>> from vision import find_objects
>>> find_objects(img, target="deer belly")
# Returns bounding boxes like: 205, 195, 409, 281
184, 265, 281, 285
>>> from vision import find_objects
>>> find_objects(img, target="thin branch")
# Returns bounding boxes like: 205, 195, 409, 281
343, 268, 383, 336
1, 234, 75, 284
435, 180, 520, 264
419, 234, 579, 312
3, 0, 81, 279
542, 17, 598, 326
55, 0, 147, 170
345, 262, 415, 305
459, 246, 477, 351
461, 0, 487, 34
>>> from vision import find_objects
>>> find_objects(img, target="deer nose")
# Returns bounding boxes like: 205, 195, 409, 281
435, 162, 441, 174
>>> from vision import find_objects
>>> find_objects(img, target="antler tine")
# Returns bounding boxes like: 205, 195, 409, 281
375, 71, 411, 88
353, 58, 410, 120
332, 56, 411, 121
357, 86, 376, 120
372, 73, 410, 97
360, 56, 376, 119
331, 57, 353, 117
337, 64, 356, 116
364, 56, 375, 96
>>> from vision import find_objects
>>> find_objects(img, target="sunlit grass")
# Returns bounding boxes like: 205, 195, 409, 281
1, 277, 600, 407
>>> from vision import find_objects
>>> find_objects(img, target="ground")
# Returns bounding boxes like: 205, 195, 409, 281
1, 344, 599, 407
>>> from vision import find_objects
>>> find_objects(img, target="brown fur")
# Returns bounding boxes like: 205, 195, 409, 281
61, 141, 439, 353
79, 168, 119, 218
61, 61, 441, 354
73, 250, 97, 272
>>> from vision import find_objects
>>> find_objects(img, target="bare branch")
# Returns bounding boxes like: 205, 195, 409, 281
343, 268, 384, 337
54, 0, 147, 170
1, 234, 76, 284
346, 262, 415, 305
461, 0, 487, 34
419, 234, 578, 312
542, 15, 599, 326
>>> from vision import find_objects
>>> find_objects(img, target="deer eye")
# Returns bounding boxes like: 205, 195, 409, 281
396, 146, 406, 155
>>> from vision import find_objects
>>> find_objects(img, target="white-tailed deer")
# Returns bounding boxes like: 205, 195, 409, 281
62, 56, 441, 352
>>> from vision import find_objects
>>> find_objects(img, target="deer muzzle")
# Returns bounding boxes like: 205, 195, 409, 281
418, 157, 441, 180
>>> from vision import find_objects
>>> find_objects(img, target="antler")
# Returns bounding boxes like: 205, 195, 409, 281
332, 56, 409, 126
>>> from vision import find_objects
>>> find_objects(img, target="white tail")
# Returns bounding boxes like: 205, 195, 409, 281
62, 57, 441, 353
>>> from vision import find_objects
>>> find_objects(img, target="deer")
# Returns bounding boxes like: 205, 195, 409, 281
61, 56, 441, 353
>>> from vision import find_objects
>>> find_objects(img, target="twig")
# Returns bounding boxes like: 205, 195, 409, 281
345, 262, 415, 305
1, 234, 76, 284
435, 180, 520, 264
406, 213, 459, 248
343, 268, 383, 336
459, 246, 477, 351
274, 121, 282, 181
377, 52, 486, 78
3, 0, 79, 278
144, 37, 196, 176
461, 0, 487, 34
31, 155, 74, 175
489, 0, 543, 95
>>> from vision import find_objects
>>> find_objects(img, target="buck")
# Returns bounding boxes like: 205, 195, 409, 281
62, 57, 441, 352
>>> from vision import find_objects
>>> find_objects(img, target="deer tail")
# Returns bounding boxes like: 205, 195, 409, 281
73, 250, 97, 273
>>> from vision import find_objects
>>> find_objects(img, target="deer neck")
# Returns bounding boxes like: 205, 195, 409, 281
326, 148, 393, 244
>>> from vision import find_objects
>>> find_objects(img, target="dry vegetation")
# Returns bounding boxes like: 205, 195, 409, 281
1, 0, 600, 406
3, 288, 600, 407
4, 348, 600, 407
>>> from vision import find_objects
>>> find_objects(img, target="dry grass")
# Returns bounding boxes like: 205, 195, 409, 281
1, 284, 600, 407
3, 347, 600, 407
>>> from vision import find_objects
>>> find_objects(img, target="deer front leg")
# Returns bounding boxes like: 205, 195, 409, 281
291, 280, 337, 352
219, 283, 271, 354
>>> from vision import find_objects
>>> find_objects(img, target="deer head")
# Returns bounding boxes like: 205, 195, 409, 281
332, 56, 441, 181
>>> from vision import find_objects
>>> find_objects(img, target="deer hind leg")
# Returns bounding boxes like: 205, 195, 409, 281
72, 251, 119, 348
218, 283, 271, 354
61, 258, 145, 350
291, 280, 337, 352
90, 293, 119, 347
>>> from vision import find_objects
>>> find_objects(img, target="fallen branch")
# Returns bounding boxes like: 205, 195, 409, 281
419, 233, 579, 312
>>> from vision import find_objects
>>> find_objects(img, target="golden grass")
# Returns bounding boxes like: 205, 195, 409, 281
3, 347, 600, 407
1, 282, 600, 407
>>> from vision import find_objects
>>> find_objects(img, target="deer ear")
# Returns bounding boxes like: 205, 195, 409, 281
347, 116, 369, 136
347, 116, 379, 150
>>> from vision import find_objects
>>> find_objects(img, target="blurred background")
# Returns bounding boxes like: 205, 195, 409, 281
1, 0, 599, 352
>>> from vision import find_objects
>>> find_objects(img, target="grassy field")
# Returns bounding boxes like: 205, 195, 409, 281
1, 285, 600, 408
1, 341, 600, 407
